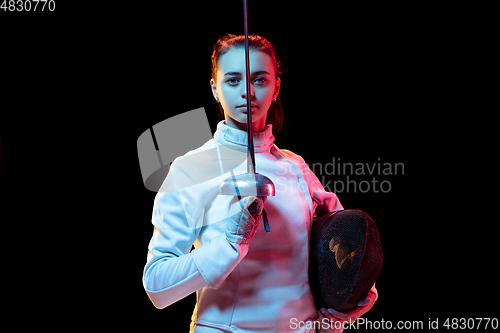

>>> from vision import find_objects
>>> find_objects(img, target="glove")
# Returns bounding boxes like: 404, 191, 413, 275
225, 196, 266, 245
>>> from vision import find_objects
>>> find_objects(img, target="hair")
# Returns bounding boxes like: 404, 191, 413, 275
211, 34, 283, 138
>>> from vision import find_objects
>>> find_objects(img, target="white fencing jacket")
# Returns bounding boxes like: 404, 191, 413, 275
143, 120, 374, 332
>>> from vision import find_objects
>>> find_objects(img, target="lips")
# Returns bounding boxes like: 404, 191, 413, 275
236, 104, 258, 108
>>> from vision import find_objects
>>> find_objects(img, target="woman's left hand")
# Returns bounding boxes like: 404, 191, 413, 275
319, 291, 377, 326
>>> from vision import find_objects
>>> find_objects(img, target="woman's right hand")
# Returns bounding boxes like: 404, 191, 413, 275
225, 196, 266, 245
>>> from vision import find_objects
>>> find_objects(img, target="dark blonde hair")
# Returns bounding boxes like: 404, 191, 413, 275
211, 34, 283, 138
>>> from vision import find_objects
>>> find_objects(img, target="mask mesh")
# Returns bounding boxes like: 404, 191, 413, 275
309, 209, 383, 311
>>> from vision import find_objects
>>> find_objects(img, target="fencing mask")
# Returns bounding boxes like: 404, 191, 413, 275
309, 209, 383, 312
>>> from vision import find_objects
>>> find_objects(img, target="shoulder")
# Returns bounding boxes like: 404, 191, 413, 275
172, 139, 216, 170
272, 144, 308, 167
181, 138, 216, 158
163, 139, 217, 190
168, 138, 246, 194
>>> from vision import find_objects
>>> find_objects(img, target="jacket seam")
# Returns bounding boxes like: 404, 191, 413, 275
228, 262, 239, 327
193, 319, 233, 331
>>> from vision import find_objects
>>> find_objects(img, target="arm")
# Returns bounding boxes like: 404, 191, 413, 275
301, 161, 344, 218
142, 161, 263, 309
142, 184, 207, 309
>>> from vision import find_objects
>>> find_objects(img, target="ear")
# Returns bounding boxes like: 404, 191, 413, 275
273, 77, 281, 100
210, 78, 220, 102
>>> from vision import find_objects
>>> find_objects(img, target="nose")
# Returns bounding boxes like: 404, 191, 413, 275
241, 79, 255, 99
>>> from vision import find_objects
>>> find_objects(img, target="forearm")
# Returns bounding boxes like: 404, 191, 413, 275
143, 205, 256, 308
191, 233, 248, 289
143, 235, 249, 309
143, 252, 207, 309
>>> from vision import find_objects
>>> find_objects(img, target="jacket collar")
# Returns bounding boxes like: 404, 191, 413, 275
214, 120, 275, 153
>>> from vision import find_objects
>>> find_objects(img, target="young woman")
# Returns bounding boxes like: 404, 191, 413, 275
142, 34, 378, 332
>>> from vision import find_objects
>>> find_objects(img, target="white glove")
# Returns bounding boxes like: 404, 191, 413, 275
225, 196, 266, 245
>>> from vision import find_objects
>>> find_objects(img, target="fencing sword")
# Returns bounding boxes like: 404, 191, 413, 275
219, 0, 275, 232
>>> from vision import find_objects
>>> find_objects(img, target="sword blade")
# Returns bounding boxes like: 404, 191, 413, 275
243, 0, 256, 174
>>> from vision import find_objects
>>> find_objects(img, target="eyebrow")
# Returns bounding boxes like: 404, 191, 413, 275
224, 70, 271, 76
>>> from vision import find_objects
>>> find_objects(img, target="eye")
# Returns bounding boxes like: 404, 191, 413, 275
253, 77, 267, 85
227, 78, 241, 86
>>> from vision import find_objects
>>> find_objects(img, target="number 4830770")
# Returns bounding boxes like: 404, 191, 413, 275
1, 0, 56, 11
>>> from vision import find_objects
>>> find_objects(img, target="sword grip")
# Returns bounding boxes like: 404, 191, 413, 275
262, 207, 270, 232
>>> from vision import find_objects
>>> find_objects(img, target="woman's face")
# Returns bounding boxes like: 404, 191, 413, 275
211, 48, 280, 132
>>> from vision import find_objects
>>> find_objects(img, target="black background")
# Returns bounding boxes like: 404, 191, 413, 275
1, 1, 496, 331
